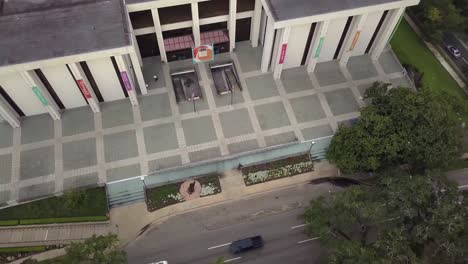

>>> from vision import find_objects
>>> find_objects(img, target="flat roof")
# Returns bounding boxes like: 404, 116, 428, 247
0, 0, 131, 67
266, 0, 401, 21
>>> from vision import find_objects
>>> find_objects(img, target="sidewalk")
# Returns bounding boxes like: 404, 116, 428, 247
0, 221, 117, 248
110, 160, 338, 246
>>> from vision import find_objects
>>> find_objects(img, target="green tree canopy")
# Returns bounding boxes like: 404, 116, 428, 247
304, 171, 468, 263
64, 234, 127, 264
327, 82, 462, 174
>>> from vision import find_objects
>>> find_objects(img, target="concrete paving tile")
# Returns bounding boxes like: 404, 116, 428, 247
139, 93, 173, 121
106, 164, 141, 182
148, 156, 182, 172
142, 56, 166, 90
62, 107, 95, 136
189, 147, 221, 163
219, 108, 254, 138
21, 114, 54, 144
265, 132, 298, 147
143, 123, 179, 154
0, 153, 12, 184
347, 55, 378, 80
20, 146, 55, 179
210, 85, 245, 107
103, 130, 139, 163
281, 67, 314, 93
245, 74, 279, 100
178, 97, 209, 114
236, 41, 263, 73
19, 181, 55, 201
254, 102, 291, 131
379, 51, 404, 74
289, 95, 326, 123
391, 77, 412, 88
314, 60, 347, 87
302, 125, 334, 140
0, 122, 13, 148
324, 88, 360, 116
101, 99, 134, 129
63, 138, 97, 171
64, 173, 99, 190
228, 140, 259, 154
182, 116, 217, 146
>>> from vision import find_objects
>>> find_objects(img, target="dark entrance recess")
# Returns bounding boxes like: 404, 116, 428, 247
136, 33, 160, 58
80, 62, 104, 102
201, 22, 230, 54
236, 18, 251, 42
34, 69, 65, 110
129, 10, 154, 29
0, 85, 25, 116
334, 16, 353, 60
301, 22, 317, 65
110, 57, 129, 98
365, 10, 389, 54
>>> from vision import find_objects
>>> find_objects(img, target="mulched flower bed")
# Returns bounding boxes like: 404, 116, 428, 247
241, 154, 314, 186
145, 174, 222, 212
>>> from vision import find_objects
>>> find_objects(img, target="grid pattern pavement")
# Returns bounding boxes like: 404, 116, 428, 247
0, 42, 410, 204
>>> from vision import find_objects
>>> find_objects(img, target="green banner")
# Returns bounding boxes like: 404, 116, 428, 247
314, 37, 325, 58
32, 87, 48, 106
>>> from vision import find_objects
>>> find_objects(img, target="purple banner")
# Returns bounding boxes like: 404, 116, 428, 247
120, 71, 133, 92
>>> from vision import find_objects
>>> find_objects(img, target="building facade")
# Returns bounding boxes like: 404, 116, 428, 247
0, 0, 419, 127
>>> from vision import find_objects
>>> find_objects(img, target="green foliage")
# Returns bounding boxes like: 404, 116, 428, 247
0, 220, 19, 226
327, 82, 463, 174
213, 257, 225, 264
19, 216, 108, 225
0, 246, 46, 253
64, 234, 126, 264
304, 171, 468, 263
0, 188, 108, 221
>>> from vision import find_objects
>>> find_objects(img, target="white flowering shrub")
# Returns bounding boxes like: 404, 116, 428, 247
200, 182, 221, 197
243, 160, 314, 185
167, 192, 185, 202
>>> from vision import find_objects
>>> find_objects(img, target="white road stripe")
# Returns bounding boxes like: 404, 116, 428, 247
462, 57, 468, 65
208, 242, 232, 250
224, 257, 242, 263
297, 237, 319, 244
458, 184, 468, 189
44, 230, 49, 240
291, 224, 307, 229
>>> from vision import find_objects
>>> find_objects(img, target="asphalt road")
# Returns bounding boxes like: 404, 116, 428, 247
125, 183, 339, 264
442, 33, 468, 72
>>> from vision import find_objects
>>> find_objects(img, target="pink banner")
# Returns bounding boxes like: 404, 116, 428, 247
279, 44, 288, 64
77, 80, 92, 99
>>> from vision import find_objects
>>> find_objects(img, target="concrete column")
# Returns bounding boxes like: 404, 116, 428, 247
67, 63, 101, 113
370, 7, 405, 61
20, 71, 61, 120
151, 8, 167, 63
115, 55, 139, 106
192, 2, 201, 47
0, 97, 20, 128
229, 0, 237, 52
307, 20, 330, 73
339, 14, 368, 66
251, 0, 262, 47
129, 52, 148, 95
273, 27, 291, 79
260, 18, 275, 72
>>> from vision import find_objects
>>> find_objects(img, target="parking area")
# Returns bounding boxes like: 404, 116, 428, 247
0, 41, 410, 204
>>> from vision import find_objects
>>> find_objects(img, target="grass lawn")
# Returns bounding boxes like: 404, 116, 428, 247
391, 19, 468, 121
0, 187, 108, 224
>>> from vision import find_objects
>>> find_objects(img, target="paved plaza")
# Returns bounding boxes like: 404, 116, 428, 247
0, 42, 411, 204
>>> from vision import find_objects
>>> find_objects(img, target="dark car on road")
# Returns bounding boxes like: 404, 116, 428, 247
229, 236, 264, 254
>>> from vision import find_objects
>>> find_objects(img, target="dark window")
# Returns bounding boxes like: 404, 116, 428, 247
0, 85, 24, 116
80, 62, 104, 102
301, 23, 317, 65
110, 57, 128, 98
136, 33, 160, 58
334, 16, 353, 60
237, 0, 255, 12
129, 10, 154, 29
200, 22, 227, 32
162, 27, 193, 39
199, 0, 229, 18
34, 69, 65, 109
269, 29, 277, 68
236, 18, 251, 42
366, 10, 389, 54
159, 4, 192, 24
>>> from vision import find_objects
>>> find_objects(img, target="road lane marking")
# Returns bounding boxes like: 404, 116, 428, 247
224, 257, 242, 263
208, 242, 232, 250
297, 237, 319, 244
462, 57, 468, 65
291, 224, 307, 229
44, 230, 48, 240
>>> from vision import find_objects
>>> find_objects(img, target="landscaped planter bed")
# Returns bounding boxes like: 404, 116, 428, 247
0, 187, 109, 226
241, 154, 314, 186
145, 174, 222, 212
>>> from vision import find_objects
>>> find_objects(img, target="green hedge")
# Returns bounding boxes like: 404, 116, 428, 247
19, 216, 109, 225
0, 187, 108, 222
0, 220, 19, 226
0, 246, 46, 253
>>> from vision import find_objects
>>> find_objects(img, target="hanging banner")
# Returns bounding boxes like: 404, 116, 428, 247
192, 44, 214, 64
349, 31, 361, 51
120, 71, 133, 92
76, 80, 92, 99
279, 44, 288, 64
32, 87, 49, 106
314, 37, 325, 58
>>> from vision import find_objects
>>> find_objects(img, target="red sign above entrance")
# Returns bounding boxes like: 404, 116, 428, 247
279, 44, 288, 64
77, 79, 92, 99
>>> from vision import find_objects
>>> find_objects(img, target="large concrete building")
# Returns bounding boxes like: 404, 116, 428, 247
0, 0, 419, 127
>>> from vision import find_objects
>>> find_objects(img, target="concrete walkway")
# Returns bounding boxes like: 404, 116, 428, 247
0, 221, 117, 248
110, 160, 338, 246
